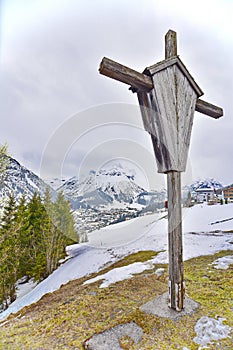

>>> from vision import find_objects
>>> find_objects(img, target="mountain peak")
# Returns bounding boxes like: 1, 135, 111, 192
0, 157, 54, 202
97, 168, 135, 181
58, 167, 145, 208
190, 178, 223, 191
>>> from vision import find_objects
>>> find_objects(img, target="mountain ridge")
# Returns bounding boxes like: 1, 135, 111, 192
0, 156, 55, 203
190, 178, 223, 191
58, 168, 146, 209
0, 157, 226, 237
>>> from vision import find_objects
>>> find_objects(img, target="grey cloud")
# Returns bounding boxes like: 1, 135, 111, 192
1, 0, 232, 186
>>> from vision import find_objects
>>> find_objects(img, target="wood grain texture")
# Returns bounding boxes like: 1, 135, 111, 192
137, 91, 153, 133
167, 171, 184, 310
148, 64, 197, 172
195, 99, 223, 118
99, 57, 153, 92
176, 66, 197, 171
146, 56, 203, 97
165, 29, 184, 311
165, 30, 177, 58
98, 56, 222, 119
98, 30, 222, 312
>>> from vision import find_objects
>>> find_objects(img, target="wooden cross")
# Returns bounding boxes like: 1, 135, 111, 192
99, 30, 223, 311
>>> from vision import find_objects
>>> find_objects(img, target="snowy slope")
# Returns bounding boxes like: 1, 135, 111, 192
0, 202, 233, 321
45, 177, 67, 191
183, 203, 233, 232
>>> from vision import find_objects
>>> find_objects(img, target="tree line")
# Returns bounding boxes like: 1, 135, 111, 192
0, 189, 78, 311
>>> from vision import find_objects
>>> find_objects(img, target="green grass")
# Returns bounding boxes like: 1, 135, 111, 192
0, 250, 232, 349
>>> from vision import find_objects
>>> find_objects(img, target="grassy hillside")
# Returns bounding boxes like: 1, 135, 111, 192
0, 250, 232, 349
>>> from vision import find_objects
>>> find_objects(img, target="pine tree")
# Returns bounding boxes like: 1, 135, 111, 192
0, 144, 9, 186
42, 188, 61, 276
54, 191, 78, 242
0, 193, 20, 308
15, 195, 31, 279
27, 193, 48, 280
0, 194, 17, 231
26, 191, 76, 281
43, 187, 55, 219
0, 188, 78, 310
43, 189, 77, 274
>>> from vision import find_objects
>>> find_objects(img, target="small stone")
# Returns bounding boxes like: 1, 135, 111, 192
140, 292, 199, 321
84, 321, 143, 349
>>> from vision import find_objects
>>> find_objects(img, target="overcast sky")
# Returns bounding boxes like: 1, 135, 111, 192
0, 0, 232, 189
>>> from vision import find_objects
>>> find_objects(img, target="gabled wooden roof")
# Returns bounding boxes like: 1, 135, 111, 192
143, 56, 203, 98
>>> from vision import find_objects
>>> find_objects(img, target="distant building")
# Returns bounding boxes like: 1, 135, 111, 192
190, 179, 223, 204
222, 184, 233, 201
194, 187, 216, 203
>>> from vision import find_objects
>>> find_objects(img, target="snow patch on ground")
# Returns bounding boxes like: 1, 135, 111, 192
212, 255, 233, 269
16, 279, 37, 301
193, 316, 231, 347
84, 262, 149, 288
0, 204, 233, 322
0, 246, 113, 322
84, 257, 156, 288
183, 203, 233, 233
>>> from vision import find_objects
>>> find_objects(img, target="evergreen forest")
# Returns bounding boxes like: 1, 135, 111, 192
0, 189, 77, 311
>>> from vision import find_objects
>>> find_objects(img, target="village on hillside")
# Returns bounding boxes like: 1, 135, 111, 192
190, 182, 233, 205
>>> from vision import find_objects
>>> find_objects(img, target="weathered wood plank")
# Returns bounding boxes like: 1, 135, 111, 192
165, 30, 177, 58
165, 29, 184, 311
98, 29, 223, 314
137, 90, 172, 172
146, 56, 177, 74
149, 89, 173, 171
146, 56, 203, 97
137, 91, 153, 133
99, 56, 222, 119
167, 171, 184, 311
195, 99, 223, 119
176, 67, 197, 171
150, 66, 178, 172
149, 63, 197, 173
99, 57, 153, 92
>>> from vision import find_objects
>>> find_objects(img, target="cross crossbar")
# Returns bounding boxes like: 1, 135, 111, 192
99, 30, 223, 311
99, 57, 223, 119
99, 57, 153, 92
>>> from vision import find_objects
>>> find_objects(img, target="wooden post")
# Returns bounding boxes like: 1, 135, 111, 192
98, 29, 223, 312
167, 172, 184, 310
165, 30, 184, 310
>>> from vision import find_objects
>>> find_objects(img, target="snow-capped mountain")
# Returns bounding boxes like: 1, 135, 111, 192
0, 157, 55, 202
190, 178, 223, 192
58, 168, 146, 209
45, 177, 67, 191
56, 167, 167, 236
0, 158, 166, 234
